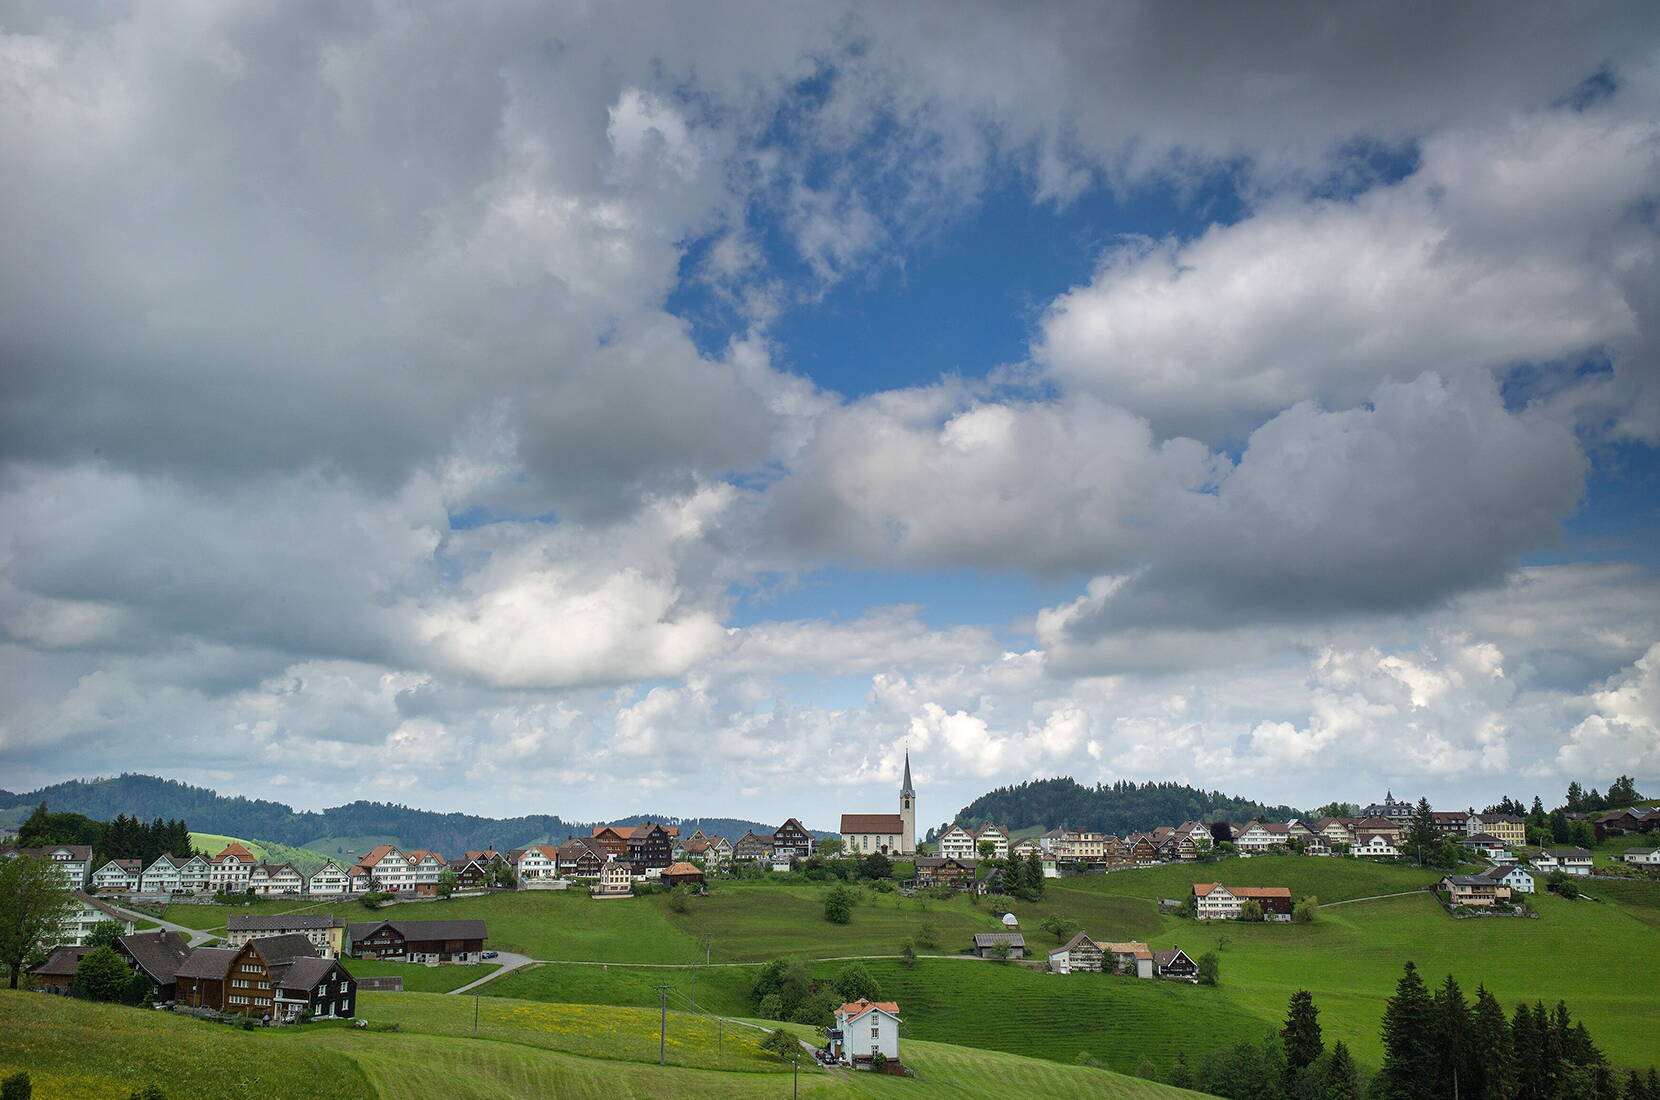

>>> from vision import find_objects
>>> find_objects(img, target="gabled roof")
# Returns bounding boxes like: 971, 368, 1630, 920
1055, 930, 1099, 953
1, 844, 94, 861
271, 955, 346, 993
663, 862, 702, 875
840, 813, 904, 834
72, 891, 132, 922
228, 913, 342, 931
838, 998, 900, 1023
344, 918, 488, 941
1153, 947, 1195, 968
175, 947, 240, 980
774, 817, 811, 836
30, 945, 93, 977
1467, 833, 1506, 846
213, 843, 256, 863
119, 930, 191, 983
1103, 941, 1153, 959
972, 932, 1024, 947
915, 856, 977, 870
247, 934, 320, 965
356, 844, 401, 868
97, 857, 145, 872
1539, 848, 1593, 859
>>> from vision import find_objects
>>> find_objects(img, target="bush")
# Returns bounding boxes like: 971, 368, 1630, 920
74, 947, 130, 1003
2, 1072, 31, 1100
912, 922, 938, 949
360, 892, 393, 909
1293, 896, 1319, 923
1237, 899, 1264, 922
1040, 914, 1080, 943
667, 885, 691, 913
859, 852, 892, 880
833, 963, 880, 1003
901, 943, 917, 968
869, 876, 896, 893
1074, 1052, 1106, 1069
761, 1028, 799, 1060
1198, 951, 1221, 986
824, 885, 856, 924
869, 1051, 887, 1071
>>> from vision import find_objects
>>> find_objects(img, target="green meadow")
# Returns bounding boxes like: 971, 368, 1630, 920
188, 832, 335, 875
0, 989, 1201, 1099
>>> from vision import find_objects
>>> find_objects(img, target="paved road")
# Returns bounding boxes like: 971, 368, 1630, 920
103, 903, 218, 948
446, 952, 536, 994
1323, 888, 1429, 907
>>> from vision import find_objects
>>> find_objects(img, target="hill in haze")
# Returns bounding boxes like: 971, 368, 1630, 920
952, 776, 1306, 836
0, 774, 806, 856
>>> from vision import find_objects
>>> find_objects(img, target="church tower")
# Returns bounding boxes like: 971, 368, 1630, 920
899, 749, 916, 855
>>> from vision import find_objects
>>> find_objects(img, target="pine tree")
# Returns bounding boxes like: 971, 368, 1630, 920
1378, 961, 1436, 1100
1408, 798, 1438, 866
1324, 1042, 1361, 1100
1565, 782, 1585, 812
1470, 985, 1513, 1100
1511, 1003, 1542, 1100
1432, 974, 1474, 1100
1532, 1003, 1559, 1099
1282, 989, 1324, 1082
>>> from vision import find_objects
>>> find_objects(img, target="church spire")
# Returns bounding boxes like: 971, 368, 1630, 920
901, 748, 914, 796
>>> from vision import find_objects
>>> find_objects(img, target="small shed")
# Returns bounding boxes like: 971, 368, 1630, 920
971, 932, 1025, 959
661, 862, 705, 887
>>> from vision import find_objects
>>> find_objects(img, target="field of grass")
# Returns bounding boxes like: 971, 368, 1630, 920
0, 989, 1201, 1099
163, 895, 331, 931
0, 990, 374, 1099
483, 961, 761, 1017
1047, 854, 1448, 904
189, 831, 334, 875
346, 959, 498, 993
303, 835, 402, 863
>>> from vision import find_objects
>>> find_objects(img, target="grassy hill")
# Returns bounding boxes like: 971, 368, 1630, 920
190, 831, 335, 875
0, 990, 1202, 1099
153, 856, 1660, 1078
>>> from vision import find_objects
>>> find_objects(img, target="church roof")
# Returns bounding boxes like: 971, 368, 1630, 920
901, 750, 913, 795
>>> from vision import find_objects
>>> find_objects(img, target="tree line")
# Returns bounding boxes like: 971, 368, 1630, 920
1166, 962, 1655, 1099
16, 804, 193, 869
951, 777, 1305, 838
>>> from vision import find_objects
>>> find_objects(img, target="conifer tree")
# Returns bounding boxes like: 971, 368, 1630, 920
1532, 1002, 1559, 1099
1511, 1003, 1542, 1100
1470, 985, 1513, 1100
1281, 989, 1324, 1082
1432, 974, 1474, 1100
1323, 1041, 1361, 1100
1377, 961, 1436, 1100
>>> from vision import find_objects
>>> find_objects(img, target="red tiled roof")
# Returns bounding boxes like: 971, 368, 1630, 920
838, 998, 900, 1021
840, 813, 904, 834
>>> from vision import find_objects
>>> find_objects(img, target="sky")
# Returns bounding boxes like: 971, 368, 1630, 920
3, 2, 1659, 832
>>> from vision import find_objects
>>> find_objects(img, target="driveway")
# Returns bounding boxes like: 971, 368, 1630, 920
103, 902, 218, 948
447, 951, 536, 994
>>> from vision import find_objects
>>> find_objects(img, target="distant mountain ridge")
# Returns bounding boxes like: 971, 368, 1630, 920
0, 774, 811, 856
952, 777, 1306, 837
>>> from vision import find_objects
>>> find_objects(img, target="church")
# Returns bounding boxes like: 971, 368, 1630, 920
839, 751, 917, 856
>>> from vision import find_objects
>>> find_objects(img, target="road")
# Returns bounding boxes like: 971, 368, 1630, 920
103, 902, 219, 948
447, 952, 536, 994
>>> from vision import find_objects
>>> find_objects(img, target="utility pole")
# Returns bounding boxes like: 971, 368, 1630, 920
792, 1048, 800, 1099
702, 932, 713, 965
657, 984, 669, 1065
472, 993, 479, 1038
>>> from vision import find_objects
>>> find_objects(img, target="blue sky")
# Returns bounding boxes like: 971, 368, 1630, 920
2, 3, 1658, 827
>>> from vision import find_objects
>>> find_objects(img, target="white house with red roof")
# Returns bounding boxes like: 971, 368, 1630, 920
830, 998, 901, 1065
208, 843, 256, 892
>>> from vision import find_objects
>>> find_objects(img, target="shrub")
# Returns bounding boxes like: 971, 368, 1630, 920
860, 852, 892, 880
869, 1051, 887, 1071
912, 922, 938, 948
1237, 899, 1264, 922
2, 1072, 31, 1100
869, 876, 896, 893
901, 943, 917, 969
761, 1028, 799, 1060
74, 947, 130, 1003
360, 892, 393, 909
833, 963, 880, 1003
1198, 951, 1221, 986
824, 885, 856, 924
1293, 896, 1319, 923
1040, 914, 1080, 943
667, 885, 691, 913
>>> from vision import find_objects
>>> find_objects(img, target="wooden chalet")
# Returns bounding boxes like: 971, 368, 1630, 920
661, 861, 705, 887
1047, 931, 1103, 974
344, 919, 488, 964
1153, 947, 1199, 980
914, 856, 978, 889
733, 830, 773, 861
772, 818, 815, 859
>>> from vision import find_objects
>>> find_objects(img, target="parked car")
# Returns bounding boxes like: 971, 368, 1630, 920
482, 950, 498, 959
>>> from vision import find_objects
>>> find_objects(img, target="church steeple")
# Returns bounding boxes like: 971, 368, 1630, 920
901, 749, 914, 797
899, 747, 916, 855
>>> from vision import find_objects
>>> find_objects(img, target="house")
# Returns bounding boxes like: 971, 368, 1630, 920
1441, 874, 1512, 907
138, 854, 183, 894
594, 858, 633, 897
28, 945, 92, 994
464, 849, 504, 863
353, 845, 438, 893
346, 865, 374, 892
1361, 793, 1417, 822
1467, 813, 1527, 846
772, 818, 815, 860
971, 932, 1025, 959
1350, 817, 1403, 844
227, 913, 345, 957
1622, 847, 1660, 865
345, 919, 488, 963
1531, 849, 1593, 876
207, 843, 257, 893
937, 825, 978, 860
1466, 834, 1514, 862
1235, 822, 1292, 853
1192, 883, 1294, 921
1011, 839, 1040, 859
555, 840, 606, 878
0, 845, 93, 889
1047, 931, 1103, 974
768, 851, 795, 873
91, 858, 144, 892
733, 830, 775, 861
914, 856, 978, 890
115, 930, 192, 1003
59, 892, 136, 946
1352, 834, 1400, 859
661, 862, 705, 887
617, 824, 674, 874
1103, 941, 1154, 978
975, 825, 1011, 859
1478, 864, 1536, 894
1430, 811, 1470, 834
1153, 947, 1199, 981
404, 850, 450, 893
175, 934, 320, 1017
1315, 818, 1356, 848
829, 999, 901, 1066
248, 863, 305, 896
450, 858, 495, 890
587, 827, 629, 860
306, 860, 352, 895
683, 835, 732, 865
510, 844, 560, 882
1126, 834, 1160, 865
271, 954, 357, 1021
840, 750, 917, 856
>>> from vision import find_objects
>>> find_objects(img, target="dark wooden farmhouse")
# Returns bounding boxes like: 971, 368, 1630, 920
345, 919, 488, 964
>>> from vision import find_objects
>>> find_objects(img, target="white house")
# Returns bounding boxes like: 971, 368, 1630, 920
1478, 865, 1535, 894
1531, 849, 1593, 876
307, 860, 352, 895
249, 863, 305, 895
1352, 834, 1399, 859
937, 825, 977, 860
594, 858, 633, 898
0, 845, 93, 889
513, 845, 559, 882
208, 843, 256, 892
59, 892, 136, 946
91, 858, 144, 892
176, 854, 212, 892
831, 999, 901, 1066
1466, 834, 1514, 862
139, 855, 182, 894
1235, 822, 1291, 853
1622, 847, 1660, 866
